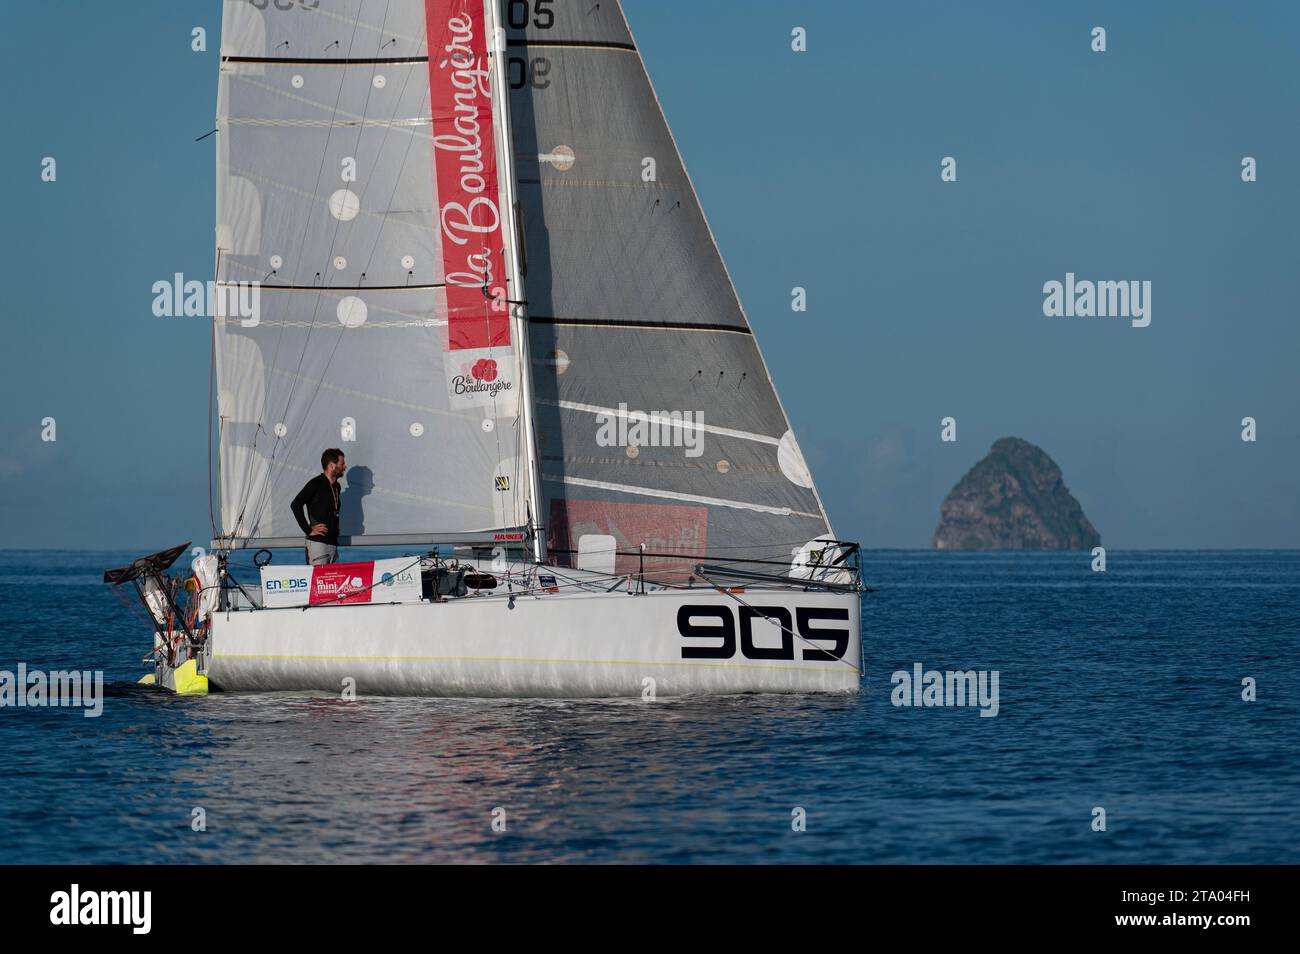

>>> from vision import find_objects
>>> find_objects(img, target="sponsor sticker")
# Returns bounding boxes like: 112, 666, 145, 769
309, 562, 373, 605
260, 558, 423, 608
425, 1, 520, 411
259, 566, 313, 608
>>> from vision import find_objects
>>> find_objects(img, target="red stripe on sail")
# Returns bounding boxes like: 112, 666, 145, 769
424, 0, 511, 351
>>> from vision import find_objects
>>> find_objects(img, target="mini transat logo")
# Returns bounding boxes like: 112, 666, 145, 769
1042, 272, 1151, 327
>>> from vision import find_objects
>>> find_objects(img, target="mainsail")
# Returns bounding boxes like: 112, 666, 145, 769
214, 0, 533, 547
504, 1, 835, 578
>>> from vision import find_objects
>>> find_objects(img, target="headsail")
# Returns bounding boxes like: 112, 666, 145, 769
214, 0, 532, 548
504, 1, 835, 579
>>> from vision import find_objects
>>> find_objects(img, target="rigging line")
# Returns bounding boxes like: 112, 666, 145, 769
231, 422, 267, 540
215, 416, 225, 545
227, 76, 433, 144
695, 569, 863, 677
209, 248, 221, 540
234, 3, 372, 525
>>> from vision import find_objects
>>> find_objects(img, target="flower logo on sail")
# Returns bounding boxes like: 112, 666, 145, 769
471, 358, 498, 382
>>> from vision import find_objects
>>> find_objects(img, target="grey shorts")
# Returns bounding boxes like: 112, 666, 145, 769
305, 539, 338, 565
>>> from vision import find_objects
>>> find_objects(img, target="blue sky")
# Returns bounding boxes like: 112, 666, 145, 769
1, 1, 1297, 549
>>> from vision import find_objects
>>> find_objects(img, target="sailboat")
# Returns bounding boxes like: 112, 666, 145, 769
106, 0, 863, 697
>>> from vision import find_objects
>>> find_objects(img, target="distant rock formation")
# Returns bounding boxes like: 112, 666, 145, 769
932, 437, 1100, 550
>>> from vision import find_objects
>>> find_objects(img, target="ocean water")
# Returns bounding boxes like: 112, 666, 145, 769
0, 548, 1295, 864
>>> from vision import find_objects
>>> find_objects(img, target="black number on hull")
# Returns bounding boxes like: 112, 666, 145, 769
795, 607, 851, 661
676, 606, 735, 659
678, 605, 850, 662
739, 606, 793, 660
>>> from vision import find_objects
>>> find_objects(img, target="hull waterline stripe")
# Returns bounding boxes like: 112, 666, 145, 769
542, 474, 821, 519
538, 398, 781, 446
211, 652, 855, 675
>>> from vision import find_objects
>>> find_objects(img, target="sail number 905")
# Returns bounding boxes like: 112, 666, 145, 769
507, 0, 554, 29
677, 605, 850, 662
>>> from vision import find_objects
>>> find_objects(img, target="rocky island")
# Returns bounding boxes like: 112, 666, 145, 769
932, 437, 1101, 550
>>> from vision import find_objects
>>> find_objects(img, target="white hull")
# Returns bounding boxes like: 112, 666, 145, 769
202, 587, 861, 697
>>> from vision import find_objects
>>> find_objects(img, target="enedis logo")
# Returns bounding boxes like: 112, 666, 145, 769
265, 577, 308, 591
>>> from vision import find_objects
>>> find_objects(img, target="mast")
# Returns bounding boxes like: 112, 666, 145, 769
486, 0, 546, 564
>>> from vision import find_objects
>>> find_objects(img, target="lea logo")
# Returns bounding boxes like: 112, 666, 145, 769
677, 605, 849, 661
471, 358, 498, 382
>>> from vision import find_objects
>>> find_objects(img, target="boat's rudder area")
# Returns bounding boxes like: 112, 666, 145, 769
105, 542, 214, 697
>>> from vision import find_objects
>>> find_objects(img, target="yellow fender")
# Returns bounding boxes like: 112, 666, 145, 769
172, 659, 210, 696
137, 673, 156, 686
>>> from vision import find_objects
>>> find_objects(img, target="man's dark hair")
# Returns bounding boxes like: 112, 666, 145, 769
321, 448, 345, 470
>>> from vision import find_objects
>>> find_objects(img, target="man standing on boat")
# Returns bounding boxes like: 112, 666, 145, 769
291, 449, 346, 565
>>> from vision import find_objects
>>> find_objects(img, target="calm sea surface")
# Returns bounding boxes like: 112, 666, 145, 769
0, 549, 1296, 864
